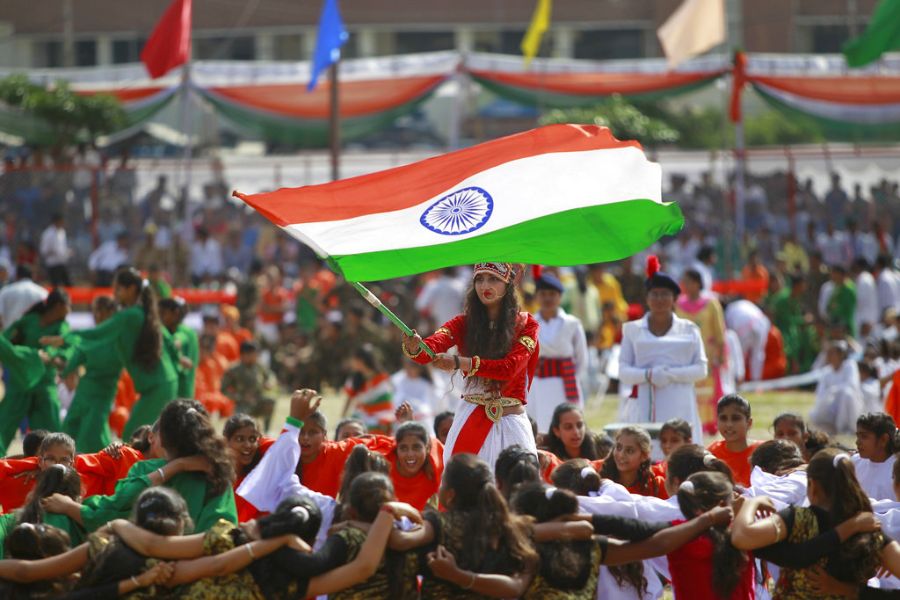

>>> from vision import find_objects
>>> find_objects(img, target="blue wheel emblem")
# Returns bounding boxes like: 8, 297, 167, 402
420, 187, 493, 236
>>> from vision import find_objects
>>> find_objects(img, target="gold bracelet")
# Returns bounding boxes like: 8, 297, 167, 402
130, 575, 140, 587
463, 571, 477, 590
770, 517, 783, 542
466, 356, 481, 378
401, 341, 423, 359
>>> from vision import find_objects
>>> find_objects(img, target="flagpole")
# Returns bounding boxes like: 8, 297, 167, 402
349, 281, 435, 358
329, 61, 340, 181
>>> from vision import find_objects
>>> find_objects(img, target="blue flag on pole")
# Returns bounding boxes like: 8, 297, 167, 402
308, 0, 348, 91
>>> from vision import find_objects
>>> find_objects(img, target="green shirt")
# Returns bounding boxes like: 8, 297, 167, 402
173, 323, 199, 395
64, 305, 177, 393
80, 458, 237, 533
827, 281, 857, 336
0, 334, 46, 390
3, 313, 69, 386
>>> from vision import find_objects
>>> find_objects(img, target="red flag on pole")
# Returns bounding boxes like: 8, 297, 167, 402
141, 0, 192, 79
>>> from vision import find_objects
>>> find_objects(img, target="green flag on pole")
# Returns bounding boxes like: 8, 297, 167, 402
843, 0, 900, 68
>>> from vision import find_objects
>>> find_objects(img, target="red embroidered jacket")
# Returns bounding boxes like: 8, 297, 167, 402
412, 312, 540, 403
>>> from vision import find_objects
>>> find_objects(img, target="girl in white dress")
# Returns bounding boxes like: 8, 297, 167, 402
810, 341, 863, 435
618, 256, 708, 442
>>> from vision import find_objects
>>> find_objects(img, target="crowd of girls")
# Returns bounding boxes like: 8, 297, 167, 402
2, 386, 900, 597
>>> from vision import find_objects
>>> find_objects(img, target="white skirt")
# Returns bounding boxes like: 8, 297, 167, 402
442, 400, 537, 473
527, 376, 583, 434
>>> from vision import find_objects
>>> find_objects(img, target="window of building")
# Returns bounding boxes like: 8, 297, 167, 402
394, 31, 455, 55
810, 24, 850, 53
75, 40, 97, 66
33, 40, 62, 68
573, 29, 644, 59
471, 30, 534, 54
112, 38, 145, 64
195, 36, 257, 60
273, 33, 304, 60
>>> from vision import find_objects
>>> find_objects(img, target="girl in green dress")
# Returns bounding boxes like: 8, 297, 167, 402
42, 399, 238, 533
61, 296, 123, 454
0, 289, 70, 455
43, 268, 178, 440
159, 297, 198, 399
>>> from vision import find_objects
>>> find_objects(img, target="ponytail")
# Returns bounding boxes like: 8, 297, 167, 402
808, 449, 871, 523
677, 472, 748, 598
19, 464, 81, 525
443, 454, 536, 571
115, 267, 161, 370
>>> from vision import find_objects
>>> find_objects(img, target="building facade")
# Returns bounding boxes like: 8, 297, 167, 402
0, 0, 877, 69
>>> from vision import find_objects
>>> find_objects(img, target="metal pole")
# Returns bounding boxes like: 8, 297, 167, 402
350, 281, 436, 358
62, 0, 75, 67
329, 61, 340, 181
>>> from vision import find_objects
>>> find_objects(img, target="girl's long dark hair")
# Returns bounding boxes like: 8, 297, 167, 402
335, 444, 390, 521
115, 267, 161, 370
600, 427, 659, 496
551, 458, 602, 495
808, 451, 883, 585
512, 482, 646, 595
463, 279, 519, 392
751, 439, 805, 474
442, 453, 537, 572
542, 404, 599, 460
665, 444, 734, 488
19, 465, 81, 525
25, 288, 69, 318
495, 445, 541, 500
159, 399, 235, 498
677, 472, 748, 598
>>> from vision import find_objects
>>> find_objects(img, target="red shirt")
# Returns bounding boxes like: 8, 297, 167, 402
651, 461, 668, 480
301, 435, 395, 498
707, 440, 762, 487
668, 523, 755, 600
388, 439, 444, 510
414, 313, 540, 403
76, 447, 144, 497
539, 450, 562, 484
625, 474, 669, 499
0, 447, 145, 513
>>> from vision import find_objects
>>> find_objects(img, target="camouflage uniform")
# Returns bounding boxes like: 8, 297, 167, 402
220, 362, 276, 417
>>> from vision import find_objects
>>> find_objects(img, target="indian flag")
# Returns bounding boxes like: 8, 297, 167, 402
234, 124, 683, 281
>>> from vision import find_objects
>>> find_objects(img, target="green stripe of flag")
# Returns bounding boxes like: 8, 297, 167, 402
326, 199, 683, 282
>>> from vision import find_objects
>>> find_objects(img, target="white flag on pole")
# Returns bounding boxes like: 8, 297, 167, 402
657, 0, 726, 68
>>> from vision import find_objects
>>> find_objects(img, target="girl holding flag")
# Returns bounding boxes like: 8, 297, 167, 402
403, 262, 540, 469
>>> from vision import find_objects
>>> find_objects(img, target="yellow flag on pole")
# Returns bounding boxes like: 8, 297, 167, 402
521, 0, 552, 66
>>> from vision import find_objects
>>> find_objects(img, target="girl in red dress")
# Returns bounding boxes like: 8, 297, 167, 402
403, 262, 539, 470
600, 426, 668, 499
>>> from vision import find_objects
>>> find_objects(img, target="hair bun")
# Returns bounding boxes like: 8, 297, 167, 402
580, 466, 596, 479
702, 453, 716, 467
679, 480, 695, 493
545, 486, 557, 501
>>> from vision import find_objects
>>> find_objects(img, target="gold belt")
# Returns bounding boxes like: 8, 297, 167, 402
462, 394, 522, 423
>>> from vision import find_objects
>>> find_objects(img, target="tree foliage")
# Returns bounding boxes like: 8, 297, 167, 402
537, 93, 828, 149
539, 94, 680, 147
0, 74, 126, 148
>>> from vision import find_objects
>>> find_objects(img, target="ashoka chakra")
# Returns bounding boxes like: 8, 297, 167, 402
420, 186, 494, 236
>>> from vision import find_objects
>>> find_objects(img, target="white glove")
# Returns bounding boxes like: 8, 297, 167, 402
649, 366, 673, 387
